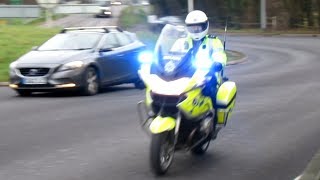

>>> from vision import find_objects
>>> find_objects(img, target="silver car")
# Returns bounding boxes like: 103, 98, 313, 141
9, 26, 146, 96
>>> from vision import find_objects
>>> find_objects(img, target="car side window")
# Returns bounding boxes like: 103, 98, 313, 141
115, 33, 133, 46
100, 33, 121, 49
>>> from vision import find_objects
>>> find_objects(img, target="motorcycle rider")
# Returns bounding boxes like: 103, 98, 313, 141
182, 10, 227, 106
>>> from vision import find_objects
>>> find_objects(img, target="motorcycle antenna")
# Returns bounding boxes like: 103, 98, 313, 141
222, 17, 229, 81
223, 17, 228, 51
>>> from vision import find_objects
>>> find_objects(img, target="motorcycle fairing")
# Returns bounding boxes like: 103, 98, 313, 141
177, 88, 213, 118
149, 116, 176, 134
216, 81, 237, 125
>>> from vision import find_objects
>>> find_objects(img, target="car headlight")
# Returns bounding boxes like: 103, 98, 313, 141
9, 61, 18, 69
9, 61, 18, 75
59, 61, 84, 72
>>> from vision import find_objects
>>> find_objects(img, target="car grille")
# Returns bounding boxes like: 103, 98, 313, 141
19, 68, 50, 77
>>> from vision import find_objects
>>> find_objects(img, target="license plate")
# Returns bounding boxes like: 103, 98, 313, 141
23, 77, 47, 84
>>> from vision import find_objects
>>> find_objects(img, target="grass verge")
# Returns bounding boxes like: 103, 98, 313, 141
0, 25, 60, 81
226, 50, 246, 62
0, 14, 68, 26
27, 14, 68, 25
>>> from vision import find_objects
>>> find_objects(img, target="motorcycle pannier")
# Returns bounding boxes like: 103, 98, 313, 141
216, 81, 237, 125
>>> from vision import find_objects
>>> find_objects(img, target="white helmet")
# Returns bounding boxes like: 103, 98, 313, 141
185, 10, 209, 41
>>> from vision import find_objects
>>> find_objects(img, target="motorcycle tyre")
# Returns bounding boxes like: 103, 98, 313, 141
150, 132, 174, 176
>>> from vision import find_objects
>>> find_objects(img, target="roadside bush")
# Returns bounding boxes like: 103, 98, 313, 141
135, 31, 158, 50
118, 6, 147, 29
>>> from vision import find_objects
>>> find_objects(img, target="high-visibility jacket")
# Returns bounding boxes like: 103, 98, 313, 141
186, 34, 227, 68
185, 35, 227, 85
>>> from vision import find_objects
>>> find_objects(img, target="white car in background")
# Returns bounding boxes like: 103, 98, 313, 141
141, 0, 149, 5
95, 0, 113, 18
111, 1, 122, 5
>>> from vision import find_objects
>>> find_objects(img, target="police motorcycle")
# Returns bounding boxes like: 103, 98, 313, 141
137, 24, 237, 176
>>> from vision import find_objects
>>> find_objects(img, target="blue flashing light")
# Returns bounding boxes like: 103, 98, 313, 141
138, 51, 153, 64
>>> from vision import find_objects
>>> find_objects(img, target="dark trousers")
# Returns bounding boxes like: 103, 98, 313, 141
203, 76, 218, 107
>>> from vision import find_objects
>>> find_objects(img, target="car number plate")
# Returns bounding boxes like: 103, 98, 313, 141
23, 77, 47, 84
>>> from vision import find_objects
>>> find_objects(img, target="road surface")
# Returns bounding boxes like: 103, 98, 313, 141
0, 36, 320, 180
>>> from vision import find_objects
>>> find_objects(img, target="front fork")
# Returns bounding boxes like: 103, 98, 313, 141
173, 113, 181, 147
137, 100, 181, 146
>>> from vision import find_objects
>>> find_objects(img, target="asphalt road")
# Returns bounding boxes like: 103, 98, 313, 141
1, 36, 320, 180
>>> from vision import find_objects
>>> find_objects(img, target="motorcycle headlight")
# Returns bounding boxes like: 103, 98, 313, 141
59, 61, 84, 72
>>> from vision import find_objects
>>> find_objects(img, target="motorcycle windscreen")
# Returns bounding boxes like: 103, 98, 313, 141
153, 24, 190, 74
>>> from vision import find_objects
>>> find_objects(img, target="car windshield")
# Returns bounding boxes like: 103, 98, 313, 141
37, 32, 102, 51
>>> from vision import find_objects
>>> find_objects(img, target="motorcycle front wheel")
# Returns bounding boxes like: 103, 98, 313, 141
150, 132, 174, 176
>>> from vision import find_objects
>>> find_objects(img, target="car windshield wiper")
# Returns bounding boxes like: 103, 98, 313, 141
72, 48, 92, 50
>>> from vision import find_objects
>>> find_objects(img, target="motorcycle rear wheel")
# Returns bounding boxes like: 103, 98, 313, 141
150, 132, 174, 176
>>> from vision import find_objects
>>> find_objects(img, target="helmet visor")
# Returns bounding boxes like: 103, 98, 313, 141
186, 22, 208, 33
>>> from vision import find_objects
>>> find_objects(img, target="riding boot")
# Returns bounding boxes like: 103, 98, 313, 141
210, 83, 219, 140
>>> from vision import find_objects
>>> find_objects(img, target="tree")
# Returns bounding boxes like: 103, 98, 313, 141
149, 0, 318, 30
303, 0, 314, 27
149, 0, 185, 16
282, 0, 302, 28
317, 0, 320, 29
240, 0, 259, 28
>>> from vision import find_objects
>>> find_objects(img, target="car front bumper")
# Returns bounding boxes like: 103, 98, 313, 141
9, 67, 86, 92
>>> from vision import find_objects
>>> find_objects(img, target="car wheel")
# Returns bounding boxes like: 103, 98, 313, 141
16, 89, 32, 97
81, 67, 99, 96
